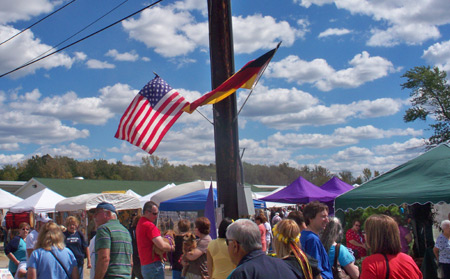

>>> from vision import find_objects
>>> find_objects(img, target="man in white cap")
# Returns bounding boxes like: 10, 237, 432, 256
26, 213, 52, 258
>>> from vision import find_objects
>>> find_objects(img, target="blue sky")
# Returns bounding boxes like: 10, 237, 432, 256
1, 0, 449, 177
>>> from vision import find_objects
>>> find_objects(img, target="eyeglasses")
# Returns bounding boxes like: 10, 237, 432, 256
226, 239, 239, 246
152, 212, 159, 216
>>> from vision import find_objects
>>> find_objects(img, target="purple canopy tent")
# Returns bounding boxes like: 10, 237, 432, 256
320, 176, 354, 196
260, 176, 335, 204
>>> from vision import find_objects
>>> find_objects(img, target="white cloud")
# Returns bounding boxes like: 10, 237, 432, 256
373, 138, 426, 155
422, 40, 450, 71
86, 59, 115, 69
98, 83, 137, 114
317, 139, 426, 174
0, 154, 26, 166
267, 125, 421, 149
0, 143, 20, 151
122, 7, 197, 57
239, 85, 319, 117
295, 0, 450, 47
10, 90, 114, 125
105, 49, 139, 62
0, 0, 55, 24
122, 5, 304, 57
318, 28, 351, 38
0, 25, 75, 78
36, 142, 93, 159
242, 86, 404, 129
0, 111, 89, 145
232, 14, 307, 54
268, 52, 397, 91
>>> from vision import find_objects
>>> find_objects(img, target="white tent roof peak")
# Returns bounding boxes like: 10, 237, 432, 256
55, 193, 141, 212
0, 188, 23, 209
10, 188, 65, 213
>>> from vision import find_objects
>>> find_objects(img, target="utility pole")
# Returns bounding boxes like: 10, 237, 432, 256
207, 0, 240, 220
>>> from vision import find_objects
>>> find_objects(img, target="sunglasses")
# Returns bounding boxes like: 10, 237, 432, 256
226, 239, 239, 246
22, 228, 29, 231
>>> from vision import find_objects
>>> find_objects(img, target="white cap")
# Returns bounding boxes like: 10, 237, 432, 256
36, 213, 52, 223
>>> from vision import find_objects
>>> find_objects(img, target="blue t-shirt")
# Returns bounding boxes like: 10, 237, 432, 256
300, 230, 333, 279
28, 247, 78, 279
64, 230, 87, 267
328, 244, 355, 267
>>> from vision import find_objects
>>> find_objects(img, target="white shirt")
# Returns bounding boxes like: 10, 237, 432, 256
25, 229, 38, 258
89, 235, 96, 279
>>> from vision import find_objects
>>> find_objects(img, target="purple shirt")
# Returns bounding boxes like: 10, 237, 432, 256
398, 225, 410, 254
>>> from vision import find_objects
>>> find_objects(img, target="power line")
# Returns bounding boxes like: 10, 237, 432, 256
0, 0, 163, 78
0, 0, 77, 46
21, 0, 130, 70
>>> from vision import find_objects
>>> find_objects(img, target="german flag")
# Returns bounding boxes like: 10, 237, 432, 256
184, 43, 280, 113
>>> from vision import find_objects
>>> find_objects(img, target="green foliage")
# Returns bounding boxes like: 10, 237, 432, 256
402, 66, 450, 146
0, 154, 378, 187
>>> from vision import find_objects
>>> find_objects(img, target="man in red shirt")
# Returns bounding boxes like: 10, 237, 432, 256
136, 201, 174, 279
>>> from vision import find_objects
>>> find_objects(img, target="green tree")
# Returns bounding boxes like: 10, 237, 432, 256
338, 170, 354, 184
402, 66, 450, 146
362, 168, 372, 182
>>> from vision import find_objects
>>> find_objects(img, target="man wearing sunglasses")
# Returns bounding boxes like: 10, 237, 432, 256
226, 219, 303, 279
136, 201, 174, 279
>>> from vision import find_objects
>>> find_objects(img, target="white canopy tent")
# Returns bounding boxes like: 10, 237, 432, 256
10, 188, 65, 213
140, 183, 175, 207
55, 193, 142, 212
125, 189, 142, 198
253, 191, 296, 208
0, 188, 23, 209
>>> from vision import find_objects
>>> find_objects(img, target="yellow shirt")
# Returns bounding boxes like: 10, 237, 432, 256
207, 238, 235, 279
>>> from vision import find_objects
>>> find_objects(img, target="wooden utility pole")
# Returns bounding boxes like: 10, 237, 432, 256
207, 0, 240, 219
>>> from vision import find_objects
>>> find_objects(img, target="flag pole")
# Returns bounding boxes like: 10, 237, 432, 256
207, 0, 241, 220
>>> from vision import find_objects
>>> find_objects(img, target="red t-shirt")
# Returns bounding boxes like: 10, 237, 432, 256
136, 216, 161, 265
346, 228, 367, 258
361, 253, 422, 279
258, 223, 267, 252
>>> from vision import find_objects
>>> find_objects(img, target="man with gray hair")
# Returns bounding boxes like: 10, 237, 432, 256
434, 219, 450, 279
226, 219, 302, 279
94, 202, 132, 279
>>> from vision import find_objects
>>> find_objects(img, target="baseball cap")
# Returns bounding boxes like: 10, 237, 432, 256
36, 213, 52, 223
96, 202, 116, 214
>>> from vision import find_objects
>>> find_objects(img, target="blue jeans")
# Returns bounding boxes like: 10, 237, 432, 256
78, 265, 84, 279
172, 270, 182, 279
141, 261, 165, 279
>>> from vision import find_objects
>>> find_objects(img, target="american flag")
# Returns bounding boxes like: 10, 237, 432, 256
115, 76, 190, 154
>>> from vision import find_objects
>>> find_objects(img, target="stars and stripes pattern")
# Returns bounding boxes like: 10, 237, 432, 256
115, 76, 189, 154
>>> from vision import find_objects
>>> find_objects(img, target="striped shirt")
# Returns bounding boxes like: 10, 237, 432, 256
95, 219, 132, 278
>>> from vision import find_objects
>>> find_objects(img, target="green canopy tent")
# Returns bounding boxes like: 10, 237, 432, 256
335, 144, 450, 273
335, 144, 450, 211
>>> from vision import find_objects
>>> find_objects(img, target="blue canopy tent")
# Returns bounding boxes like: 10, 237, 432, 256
159, 188, 266, 211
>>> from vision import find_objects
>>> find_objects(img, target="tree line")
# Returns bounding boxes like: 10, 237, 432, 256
0, 154, 378, 186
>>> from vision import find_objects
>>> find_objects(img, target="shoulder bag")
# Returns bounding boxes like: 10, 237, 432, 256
332, 244, 351, 279
383, 254, 390, 279
50, 249, 72, 279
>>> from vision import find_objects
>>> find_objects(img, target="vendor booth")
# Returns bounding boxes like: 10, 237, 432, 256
0, 188, 23, 209
55, 193, 142, 239
260, 176, 335, 205
10, 188, 65, 213
335, 144, 450, 277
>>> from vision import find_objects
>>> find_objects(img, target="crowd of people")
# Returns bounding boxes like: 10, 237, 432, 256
3, 199, 446, 279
